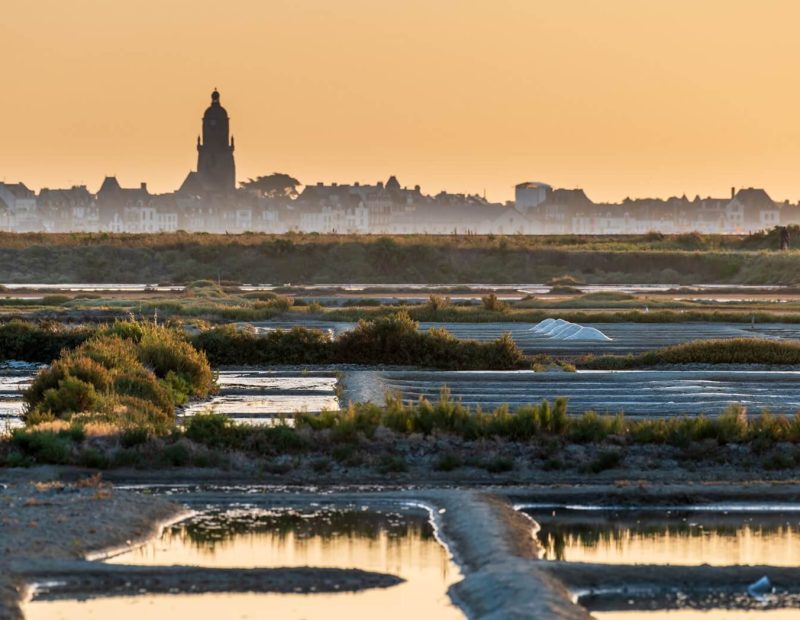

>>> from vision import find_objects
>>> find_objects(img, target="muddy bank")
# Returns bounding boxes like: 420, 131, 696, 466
0, 472, 183, 619
22, 562, 402, 599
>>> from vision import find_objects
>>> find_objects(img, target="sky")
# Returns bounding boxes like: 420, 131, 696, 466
3, 0, 800, 203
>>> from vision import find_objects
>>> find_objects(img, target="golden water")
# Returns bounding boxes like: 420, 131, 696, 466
25, 506, 463, 620
527, 509, 800, 566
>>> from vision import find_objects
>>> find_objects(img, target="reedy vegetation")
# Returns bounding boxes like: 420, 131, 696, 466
1, 228, 800, 284
6, 394, 800, 470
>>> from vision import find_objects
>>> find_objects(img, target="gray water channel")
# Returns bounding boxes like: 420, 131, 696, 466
24, 502, 463, 620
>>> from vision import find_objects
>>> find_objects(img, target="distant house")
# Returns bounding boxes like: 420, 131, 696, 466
0, 183, 38, 231
38, 185, 97, 232
514, 181, 552, 214
725, 188, 778, 232
96, 177, 152, 232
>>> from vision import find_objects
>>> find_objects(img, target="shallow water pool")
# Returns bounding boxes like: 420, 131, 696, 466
25, 504, 463, 620
522, 507, 800, 566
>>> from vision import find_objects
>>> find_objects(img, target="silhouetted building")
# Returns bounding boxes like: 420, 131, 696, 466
193, 89, 236, 194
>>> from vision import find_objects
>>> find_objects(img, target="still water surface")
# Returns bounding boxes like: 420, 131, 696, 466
25, 505, 463, 620
523, 507, 800, 566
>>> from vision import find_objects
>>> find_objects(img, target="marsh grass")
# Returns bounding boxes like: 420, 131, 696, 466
583, 338, 800, 368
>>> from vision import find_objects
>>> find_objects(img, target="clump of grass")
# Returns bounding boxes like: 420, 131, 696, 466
376, 455, 408, 474
433, 452, 463, 471
585, 449, 623, 473
481, 293, 507, 312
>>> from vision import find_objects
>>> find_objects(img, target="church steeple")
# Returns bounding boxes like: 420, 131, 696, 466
195, 89, 236, 193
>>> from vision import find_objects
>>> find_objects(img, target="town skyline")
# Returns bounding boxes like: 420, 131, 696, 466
6, 1, 800, 203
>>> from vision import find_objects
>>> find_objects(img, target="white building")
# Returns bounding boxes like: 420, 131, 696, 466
0, 183, 38, 231
514, 181, 552, 214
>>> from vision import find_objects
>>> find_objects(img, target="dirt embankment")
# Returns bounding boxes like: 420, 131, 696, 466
0, 472, 184, 619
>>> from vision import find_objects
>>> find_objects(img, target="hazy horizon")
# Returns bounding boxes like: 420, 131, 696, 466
4, 0, 800, 203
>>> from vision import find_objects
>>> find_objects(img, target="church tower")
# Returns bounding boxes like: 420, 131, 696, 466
196, 89, 236, 193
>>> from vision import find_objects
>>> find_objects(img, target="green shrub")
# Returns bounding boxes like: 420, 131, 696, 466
0, 320, 92, 363
377, 455, 408, 474
334, 311, 522, 370
586, 449, 622, 473
481, 293, 507, 312
184, 413, 241, 448
10, 429, 72, 464
120, 427, 150, 448
23, 321, 215, 432
482, 456, 514, 473
192, 325, 333, 365
586, 338, 800, 369
78, 447, 109, 469
433, 452, 463, 471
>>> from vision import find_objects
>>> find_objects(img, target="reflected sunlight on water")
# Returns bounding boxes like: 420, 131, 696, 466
25, 505, 463, 620
525, 508, 800, 566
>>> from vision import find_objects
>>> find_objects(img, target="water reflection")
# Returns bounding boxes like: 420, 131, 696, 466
26, 505, 463, 620
524, 508, 800, 566
595, 611, 800, 619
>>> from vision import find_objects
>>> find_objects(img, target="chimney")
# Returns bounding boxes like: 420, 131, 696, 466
731, 187, 735, 199
141, 182, 148, 192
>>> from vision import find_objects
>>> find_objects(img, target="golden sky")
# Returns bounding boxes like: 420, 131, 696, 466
3, 0, 800, 203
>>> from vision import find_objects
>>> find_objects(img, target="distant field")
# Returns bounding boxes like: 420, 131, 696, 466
0, 230, 799, 284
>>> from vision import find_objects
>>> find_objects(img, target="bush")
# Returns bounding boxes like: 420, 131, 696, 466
586, 449, 623, 473
585, 338, 800, 369
334, 311, 523, 370
184, 413, 241, 448
191, 325, 333, 365
0, 320, 92, 363
433, 452, 463, 471
482, 456, 514, 473
377, 455, 408, 474
10, 429, 72, 464
481, 293, 507, 312
23, 321, 215, 432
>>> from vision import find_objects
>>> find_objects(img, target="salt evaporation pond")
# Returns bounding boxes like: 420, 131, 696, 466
521, 506, 800, 566
0, 364, 37, 431
257, 318, 800, 355
25, 504, 463, 620
368, 369, 800, 417
180, 369, 341, 425
521, 506, 800, 618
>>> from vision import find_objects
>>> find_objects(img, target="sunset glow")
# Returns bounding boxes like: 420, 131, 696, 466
4, 0, 800, 201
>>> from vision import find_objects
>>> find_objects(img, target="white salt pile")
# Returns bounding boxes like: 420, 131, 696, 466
530, 319, 611, 341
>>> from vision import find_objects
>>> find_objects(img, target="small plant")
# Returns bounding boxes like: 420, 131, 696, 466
558, 361, 577, 373
433, 452, 463, 471
481, 293, 507, 312
585, 449, 622, 473
377, 455, 408, 474
481, 456, 514, 473
311, 457, 332, 473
